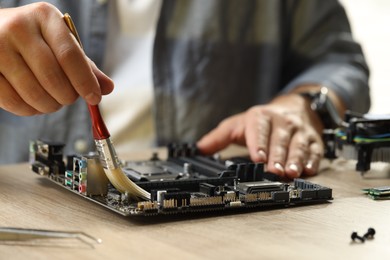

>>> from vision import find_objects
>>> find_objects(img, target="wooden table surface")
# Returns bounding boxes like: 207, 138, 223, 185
1, 147, 390, 259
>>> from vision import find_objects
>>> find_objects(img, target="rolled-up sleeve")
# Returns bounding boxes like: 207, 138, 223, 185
281, 0, 370, 113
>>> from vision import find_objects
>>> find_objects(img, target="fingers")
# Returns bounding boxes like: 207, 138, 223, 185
0, 3, 114, 116
196, 129, 230, 155
198, 108, 273, 164
14, 29, 79, 106
266, 117, 323, 178
244, 108, 270, 163
197, 115, 245, 155
267, 125, 292, 177
0, 73, 40, 116
0, 51, 62, 113
36, 5, 102, 104
303, 141, 323, 176
284, 136, 323, 178
284, 134, 310, 178
89, 59, 114, 95
251, 107, 323, 178
197, 106, 324, 179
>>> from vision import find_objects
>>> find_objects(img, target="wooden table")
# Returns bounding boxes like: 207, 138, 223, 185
1, 148, 390, 259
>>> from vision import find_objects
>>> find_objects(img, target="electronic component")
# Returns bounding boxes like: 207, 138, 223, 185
362, 186, 390, 200
30, 140, 65, 180
30, 140, 333, 217
323, 112, 390, 175
72, 155, 109, 196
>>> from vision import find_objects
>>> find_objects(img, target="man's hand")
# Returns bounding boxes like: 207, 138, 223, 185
0, 3, 114, 116
197, 93, 325, 178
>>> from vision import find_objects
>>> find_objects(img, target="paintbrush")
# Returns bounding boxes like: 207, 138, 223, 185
63, 13, 150, 200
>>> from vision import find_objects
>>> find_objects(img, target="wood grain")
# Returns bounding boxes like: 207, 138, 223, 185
1, 152, 390, 259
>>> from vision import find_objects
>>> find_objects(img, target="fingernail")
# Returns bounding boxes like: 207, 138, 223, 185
257, 150, 267, 161
305, 160, 313, 170
274, 162, 284, 173
85, 92, 101, 105
289, 163, 299, 173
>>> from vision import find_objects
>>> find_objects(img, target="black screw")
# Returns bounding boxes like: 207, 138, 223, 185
363, 228, 375, 240
351, 232, 365, 243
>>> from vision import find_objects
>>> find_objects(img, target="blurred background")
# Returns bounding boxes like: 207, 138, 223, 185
341, 0, 390, 114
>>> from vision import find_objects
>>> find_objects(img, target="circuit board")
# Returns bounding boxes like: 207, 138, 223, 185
323, 112, 390, 174
30, 140, 333, 217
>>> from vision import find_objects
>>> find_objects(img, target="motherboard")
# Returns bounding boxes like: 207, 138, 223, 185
30, 140, 332, 217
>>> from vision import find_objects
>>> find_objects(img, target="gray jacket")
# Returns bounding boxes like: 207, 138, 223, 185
0, 0, 370, 164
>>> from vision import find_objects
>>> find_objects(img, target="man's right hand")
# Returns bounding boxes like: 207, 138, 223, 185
0, 2, 114, 116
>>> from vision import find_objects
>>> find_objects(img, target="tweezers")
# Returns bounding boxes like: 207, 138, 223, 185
0, 227, 102, 247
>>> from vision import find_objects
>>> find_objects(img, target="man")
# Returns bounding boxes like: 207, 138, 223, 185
0, 0, 370, 179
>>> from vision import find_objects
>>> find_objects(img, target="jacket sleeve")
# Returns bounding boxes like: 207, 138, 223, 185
281, 0, 370, 113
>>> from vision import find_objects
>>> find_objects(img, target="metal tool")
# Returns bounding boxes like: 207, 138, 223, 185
0, 227, 102, 247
